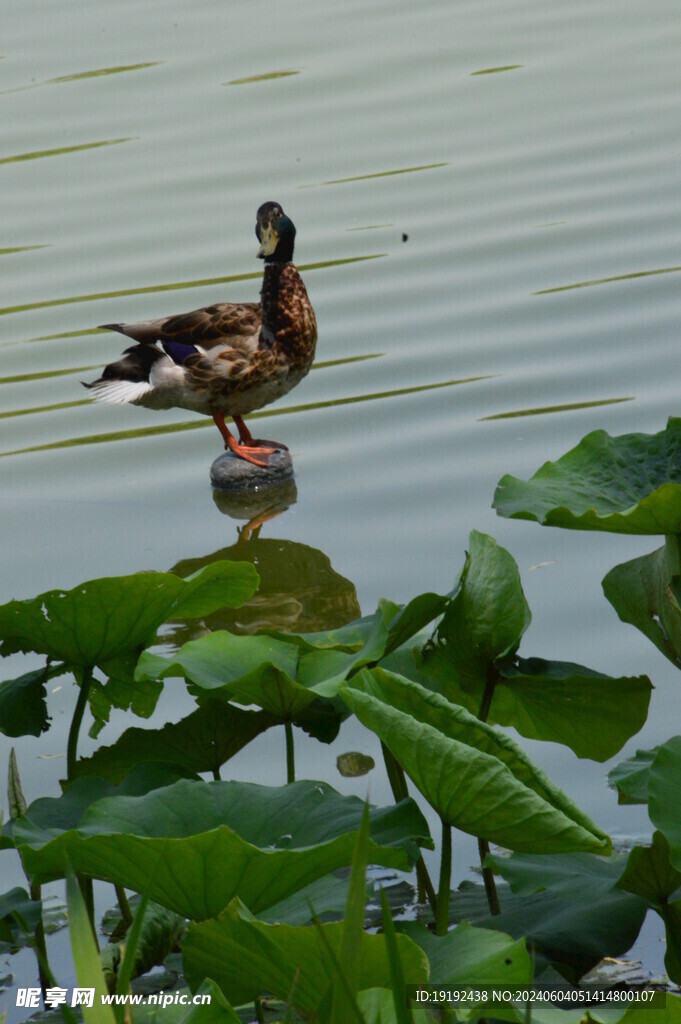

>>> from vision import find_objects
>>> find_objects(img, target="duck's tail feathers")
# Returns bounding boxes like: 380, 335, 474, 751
82, 378, 153, 405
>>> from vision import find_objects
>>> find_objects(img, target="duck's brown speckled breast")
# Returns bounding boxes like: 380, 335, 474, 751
261, 262, 317, 376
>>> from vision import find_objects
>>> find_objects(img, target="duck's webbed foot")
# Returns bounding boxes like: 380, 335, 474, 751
249, 438, 289, 451
212, 412, 282, 467
233, 415, 289, 454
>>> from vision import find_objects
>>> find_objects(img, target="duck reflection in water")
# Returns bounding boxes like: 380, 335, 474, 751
166, 478, 360, 644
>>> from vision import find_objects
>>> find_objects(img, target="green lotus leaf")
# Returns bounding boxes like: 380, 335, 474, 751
484, 852, 648, 976
135, 632, 326, 716
420, 531, 531, 695
71, 700, 276, 783
489, 658, 651, 761
13, 778, 431, 920
0, 562, 258, 669
603, 537, 681, 668
356, 988, 436, 1023
275, 592, 447, 656
494, 419, 681, 533
617, 830, 681, 986
423, 649, 651, 762
265, 592, 449, 693
182, 896, 429, 1017
399, 920, 531, 987
608, 746, 658, 805
1, 764, 196, 850
660, 902, 681, 984
617, 830, 681, 905
133, 980, 241, 1024
649, 737, 681, 871
136, 592, 449, 721
460, 850, 648, 976
86, 672, 165, 736
341, 669, 611, 854
258, 873, 353, 925
0, 887, 43, 953
0, 665, 65, 738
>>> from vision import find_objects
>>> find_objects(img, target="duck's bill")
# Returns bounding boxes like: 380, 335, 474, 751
257, 225, 279, 258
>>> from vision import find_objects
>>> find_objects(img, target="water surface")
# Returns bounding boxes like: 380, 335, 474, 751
2, 0, 681, 1005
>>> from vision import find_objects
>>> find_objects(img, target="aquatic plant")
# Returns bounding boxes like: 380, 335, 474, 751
2, 425, 681, 1018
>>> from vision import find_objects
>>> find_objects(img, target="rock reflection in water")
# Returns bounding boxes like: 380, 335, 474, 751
168, 479, 360, 642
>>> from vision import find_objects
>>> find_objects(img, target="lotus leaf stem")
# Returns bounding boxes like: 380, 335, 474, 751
115, 885, 133, 929
380, 742, 437, 913
477, 671, 501, 916
436, 819, 452, 936
66, 667, 93, 780
285, 719, 296, 783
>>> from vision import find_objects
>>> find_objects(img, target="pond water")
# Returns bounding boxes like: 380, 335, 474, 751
2, 0, 681, 1010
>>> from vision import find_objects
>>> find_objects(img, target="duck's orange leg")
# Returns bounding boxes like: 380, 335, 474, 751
233, 415, 289, 452
212, 413, 277, 467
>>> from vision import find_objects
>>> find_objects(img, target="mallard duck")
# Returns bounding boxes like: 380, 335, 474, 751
84, 202, 317, 466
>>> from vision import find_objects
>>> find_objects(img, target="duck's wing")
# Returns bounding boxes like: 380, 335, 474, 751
99, 302, 262, 349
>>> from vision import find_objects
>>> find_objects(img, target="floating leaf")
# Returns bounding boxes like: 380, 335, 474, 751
341, 669, 611, 854
608, 747, 658, 805
182, 897, 429, 1017
494, 419, 681, 534
0, 563, 258, 668
337, 751, 376, 777
13, 779, 431, 920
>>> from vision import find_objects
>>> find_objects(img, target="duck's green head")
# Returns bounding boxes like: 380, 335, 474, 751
256, 202, 296, 262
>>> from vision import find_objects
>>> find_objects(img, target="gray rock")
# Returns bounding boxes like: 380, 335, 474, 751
210, 447, 294, 492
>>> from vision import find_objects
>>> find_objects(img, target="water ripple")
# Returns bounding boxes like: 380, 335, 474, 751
299, 162, 448, 188
471, 65, 523, 76
535, 264, 681, 295
0, 376, 494, 458
479, 397, 634, 421
0, 63, 162, 95
0, 137, 133, 166
0, 255, 386, 318
0, 365, 98, 386
225, 70, 301, 85
0, 245, 49, 256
